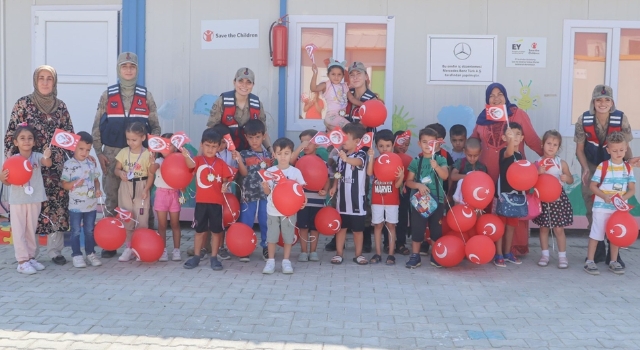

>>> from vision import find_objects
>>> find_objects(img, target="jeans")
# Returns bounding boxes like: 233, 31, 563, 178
240, 199, 268, 248
70, 210, 97, 257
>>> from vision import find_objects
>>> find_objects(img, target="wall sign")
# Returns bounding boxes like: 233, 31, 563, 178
201, 19, 259, 50
506, 37, 547, 68
427, 35, 497, 85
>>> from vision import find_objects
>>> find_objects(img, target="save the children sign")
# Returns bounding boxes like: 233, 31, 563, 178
201, 19, 259, 50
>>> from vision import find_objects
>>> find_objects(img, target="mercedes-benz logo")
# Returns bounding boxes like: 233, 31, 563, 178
454, 42, 471, 60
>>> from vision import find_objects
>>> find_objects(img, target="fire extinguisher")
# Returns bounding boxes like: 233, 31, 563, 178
270, 17, 288, 67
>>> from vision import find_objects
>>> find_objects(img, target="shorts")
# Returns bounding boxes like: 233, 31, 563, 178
194, 203, 223, 234
371, 204, 399, 225
340, 214, 366, 232
297, 206, 321, 230
589, 211, 612, 241
267, 214, 297, 244
154, 188, 181, 213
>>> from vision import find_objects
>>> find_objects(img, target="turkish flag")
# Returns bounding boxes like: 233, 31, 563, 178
329, 127, 346, 148
51, 129, 80, 151
147, 135, 171, 156
611, 193, 634, 212
356, 132, 373, 151
170, 132, 190, 150
259, 168, 286, 183
223, 134, 236, 151
485, 104, 508, 122
310, 132, 331, 147
394, 130, 411, 147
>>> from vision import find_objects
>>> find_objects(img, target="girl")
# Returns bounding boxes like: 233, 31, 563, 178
533, 130, 574, 269
149, 133, 182, 262
310, 59, 351, 130
114, 122, 153, 262
0, 124, 51, 274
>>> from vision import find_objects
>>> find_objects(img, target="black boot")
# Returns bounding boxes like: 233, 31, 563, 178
363, 227, 372, 253
594, 240, 606, 263
325, 237, 337, 251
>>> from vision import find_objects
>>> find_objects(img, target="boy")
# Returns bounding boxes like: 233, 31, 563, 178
262, 138, 307, 274
293, 130, 329, 262
393, 130, 412, 255
450, 138, 487, 205
183, 129, 232, 270
236, 119, 272, 262
366, 129, 404, 265
329, 122, 368, 265
494, 123, 525, 267
449, 124, 467, 162
213, 123, 238, 261
61, 132, 103, 268
405, 127, 449, 268
586, 132, 635, 275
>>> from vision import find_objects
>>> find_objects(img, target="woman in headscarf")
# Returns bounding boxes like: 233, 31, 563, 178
470, 83, 543, 256
4, 65, 74, 265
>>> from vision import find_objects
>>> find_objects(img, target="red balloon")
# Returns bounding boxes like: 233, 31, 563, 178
2, 155, 33, 186
465, 235, 496, 265
533, 174, 562, 203
373, 152, 403, 182
131, 228, 165, 262
94, 217, 126, 250
475, 214, 505, 242
297, 155, 328, 191
277, 227, 300, 247
314, 206, 341, 236
506, 160, 538, 191
398, 153, 413, 181
222, 193, 240, 227
446, 205, 477, 232
272, 180, 306, 216
461, 171, 495, 209
226, 223, 257, 257
358, 100, 387, 128
161, 152, 193, 189
432, 235, 465, 267
606, 211, 639, 248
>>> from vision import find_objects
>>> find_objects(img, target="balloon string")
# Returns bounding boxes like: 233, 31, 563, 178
222, 190, 239, 226
40, 212, 59, 232
434, 170, 467, 244
284, 216, 313, 243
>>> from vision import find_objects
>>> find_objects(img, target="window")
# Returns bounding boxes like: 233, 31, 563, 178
287, 16, 395, 132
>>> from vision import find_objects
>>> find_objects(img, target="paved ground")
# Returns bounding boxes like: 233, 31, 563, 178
0, 226, 639, 350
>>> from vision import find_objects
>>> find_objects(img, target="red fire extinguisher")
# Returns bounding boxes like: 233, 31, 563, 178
270, 17, 288, 67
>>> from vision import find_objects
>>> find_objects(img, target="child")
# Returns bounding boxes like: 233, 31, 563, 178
262, 138, 307, 274
183, 128, 233, 270
236, 119, 272, 262
450, 138, 487, 205
149, 133, 182, 262
449, 124, 467, 162
310, 59, 351, 129
405, 127, 449, 268
0, 124, 51, 274
61, 131, 103, 268
393, 130, 412, 256
586, 131, 635, 275
494, 122, 525, 267
212, 123, 239, 261
114, 122, 154, 262
366, 129, 404, 265
533, 130, 574, 269
329, 122, 368, 265
292, 130, 329, 262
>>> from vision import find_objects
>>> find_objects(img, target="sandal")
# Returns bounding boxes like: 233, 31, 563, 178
369, 254, 382, 264
353, 255, 369, 265
395, 246, 410, 255
330, 255, 343, 265
386, 255, 396, 265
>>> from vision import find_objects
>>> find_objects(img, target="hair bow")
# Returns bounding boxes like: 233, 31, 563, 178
17, 122, 28, 127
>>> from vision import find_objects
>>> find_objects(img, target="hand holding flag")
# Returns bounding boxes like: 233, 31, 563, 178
611, 193, 633, 212
223, 134, 236, 151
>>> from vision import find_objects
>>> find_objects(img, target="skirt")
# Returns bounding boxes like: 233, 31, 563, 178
532, 189, 573, 228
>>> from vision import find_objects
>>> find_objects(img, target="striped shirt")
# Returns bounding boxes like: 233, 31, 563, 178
591, 160, 635, 213
336, 150, 367, 215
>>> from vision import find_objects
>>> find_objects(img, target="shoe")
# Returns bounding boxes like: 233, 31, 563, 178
17, 262, 36, 275
101, 250, 117, 259
282, 259, 294, 274
504, 253, 522, 265
584, 261, 599, 275
263, 259, 275, 274
210, 257, 223, 271
309, 252, 319, 262
363, 245, 372, 254
405, 254, 421, 269
171, 249, 181, 261
86, 253, 102, 267
187, 247, 195, 256
217, 248, 230, 260
52, 255, 66, 265
325, 239, 337, 252
419, 242, 430, 256
184, 256, 200, 269
159, 249, 169, 262
239, 256, 250, 262
538, 255, 549, 267
28, 259, 45, 271
430, 257, 442, 268
493, 255, 506, 268
606, 250, 625, 268
199, 248, 207, 259
609, 261, 625, 275
262, 247, 269, 261
558, 256, 568, 269
118, 248, 135, 262
72, 255, 87, 268
298, 252, 309, 262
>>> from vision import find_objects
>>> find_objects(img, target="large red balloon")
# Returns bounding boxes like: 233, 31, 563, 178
226, 223, 257, 257
277, 227, 300, 247
272, 180, 306, 216
465, 235, 496, 265
373, 152, 403, 182
358, 100, 387, 128
446, 205, 477, 232
606, 211, 639, 248
94, 217, 126, 250
131, 228, 165, 262
432, 235, 465, 267
314, 206, 341, 235
222, 193, 240, 227
461, 171, 495, 209
398, 153, 413, 181
506, 160, 538, 191
475, 214, 505, 242
297, 155, 328, 191
161, 152, 193, 189
2, 155, 33, 186
533, 174, 562, 203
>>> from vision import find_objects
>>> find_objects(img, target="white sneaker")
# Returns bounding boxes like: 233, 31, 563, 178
282, 259, 294, 274
262, 259, 275, 274
28, 259, 45, 271
118, 248, 135, 262
159, 249, 169, 262
171, 248, 181, 261
73, 255, 87, 268
86, 253, 102, 267
17, 262, 36, 275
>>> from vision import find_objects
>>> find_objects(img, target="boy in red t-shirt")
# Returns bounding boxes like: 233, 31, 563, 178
366, 130, 404, 265
183, 128, 232, 271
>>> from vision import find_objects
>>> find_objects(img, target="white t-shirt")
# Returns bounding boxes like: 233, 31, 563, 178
153, 158, 173, 189
266, 166, 306, 216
